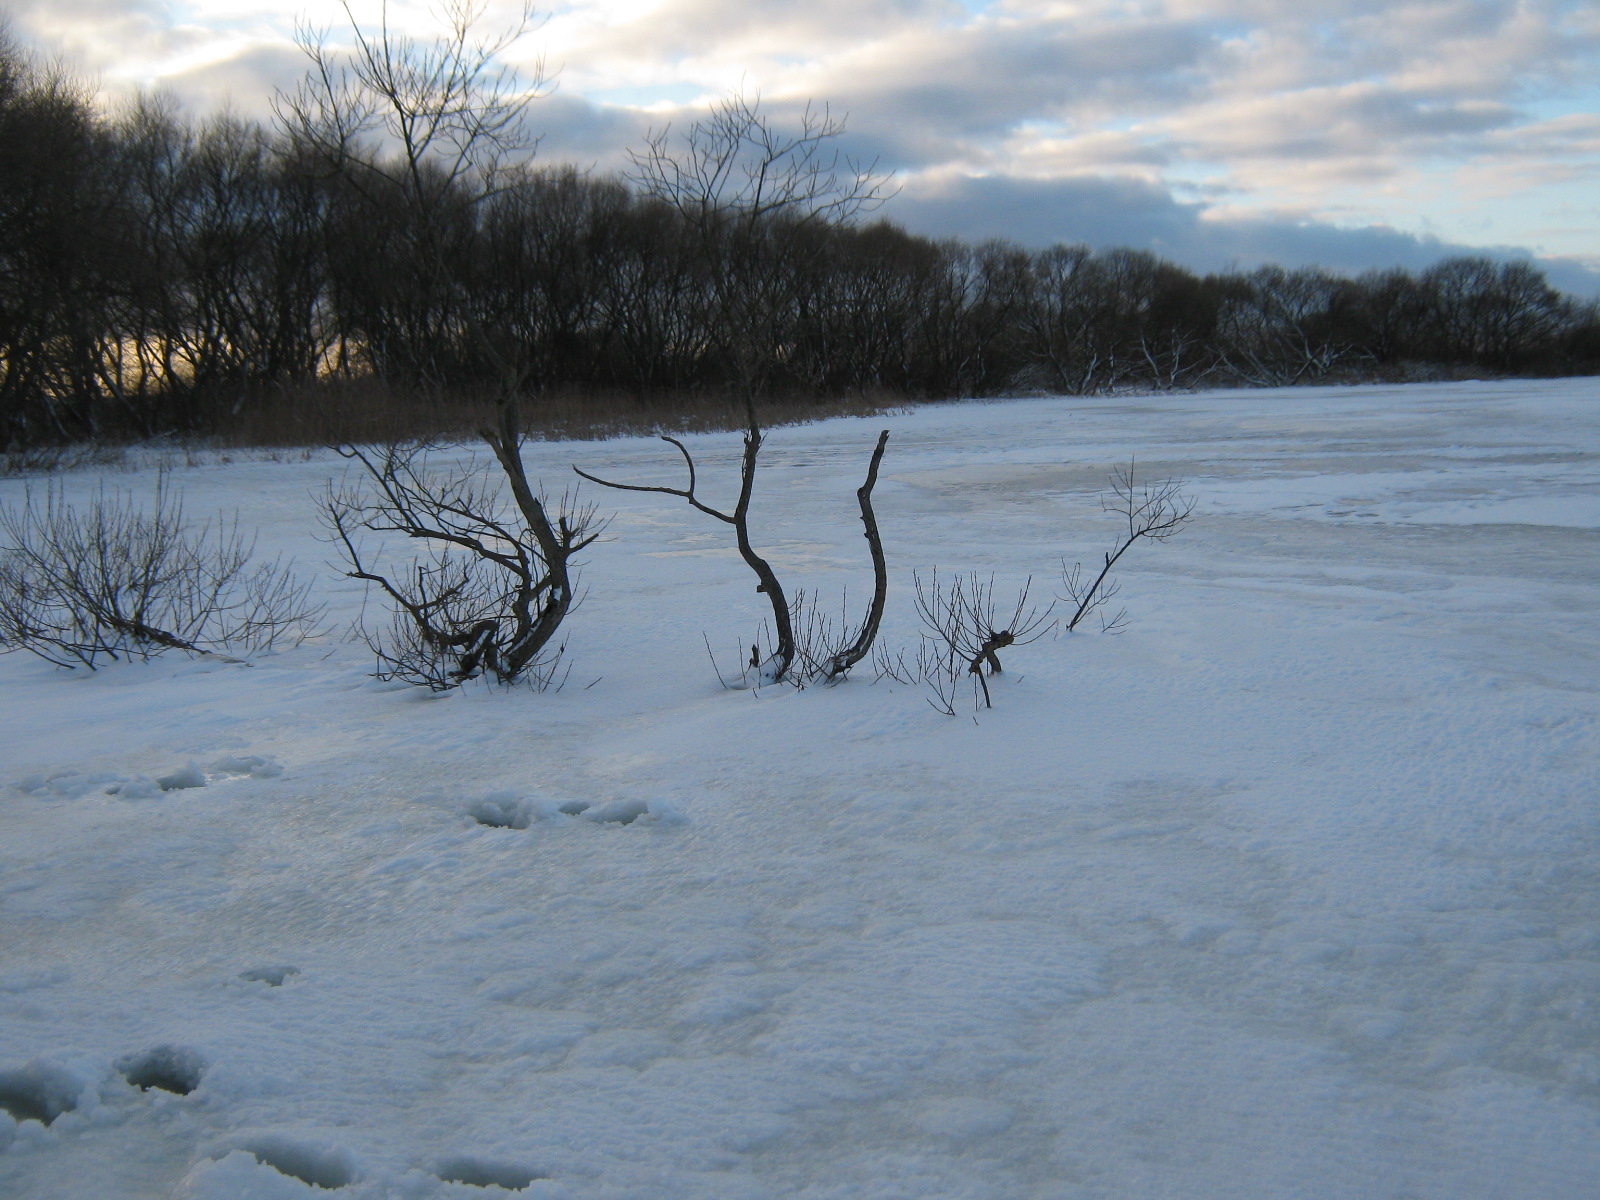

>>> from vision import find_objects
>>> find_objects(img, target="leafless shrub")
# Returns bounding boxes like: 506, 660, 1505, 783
788, 582, 879, 686
908, 568, 1052, 713
1061, 462, 1193, 632
0, 479, 321, 669
872, 637, 966, 717
323, 442, 604, 690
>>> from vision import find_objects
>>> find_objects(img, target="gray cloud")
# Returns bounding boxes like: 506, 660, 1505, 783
566, 0, 956, 65
820, 17, 1217, 147
886, 171, 1600, 296
527, 92, 652, 171
152, 42, 310, 121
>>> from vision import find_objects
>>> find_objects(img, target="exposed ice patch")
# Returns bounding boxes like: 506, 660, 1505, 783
118, 1044, 206, 1095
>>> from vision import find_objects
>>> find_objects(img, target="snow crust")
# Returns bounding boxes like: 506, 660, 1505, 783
2, 378, 1598, 1198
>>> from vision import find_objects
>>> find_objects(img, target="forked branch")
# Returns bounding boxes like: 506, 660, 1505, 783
577, 411, 891, 687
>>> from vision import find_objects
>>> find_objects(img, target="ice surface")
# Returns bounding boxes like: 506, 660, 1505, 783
3, 379, 1599, 1198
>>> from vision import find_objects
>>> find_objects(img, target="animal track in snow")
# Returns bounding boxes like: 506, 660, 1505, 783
0, 1061, 80, 1126
435, 1155, 545, 1190
16, 754, 282, 801
467, 793, 536, 829
210, 754, 283, 780
466, 793, 670, 829
118, 1045, 206, 1095
232, 1134, 358, 1189
155, 763, 208, 791
583, 798, 651, 825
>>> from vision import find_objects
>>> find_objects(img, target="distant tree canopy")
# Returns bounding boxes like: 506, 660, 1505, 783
1, 28, 1596, 450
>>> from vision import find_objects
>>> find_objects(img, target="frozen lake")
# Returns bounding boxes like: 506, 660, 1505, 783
2, 377, 1598, 1198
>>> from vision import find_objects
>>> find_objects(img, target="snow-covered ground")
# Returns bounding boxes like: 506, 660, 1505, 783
2, 379, 1598, 1200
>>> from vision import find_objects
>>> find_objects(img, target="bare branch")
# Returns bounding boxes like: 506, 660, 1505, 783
627, 90, 895, 231
1061, 460, 1194, 631
573, 435, 736, 525
822, 429, 890, 680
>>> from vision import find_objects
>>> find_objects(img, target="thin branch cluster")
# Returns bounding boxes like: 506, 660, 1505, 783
0, 481, 321, 669
275, 0, 546, 205
628, 91, 894, 230
868, 460, 1195, 715
892, 569, 1053, 714
1060, 463, 1195, 633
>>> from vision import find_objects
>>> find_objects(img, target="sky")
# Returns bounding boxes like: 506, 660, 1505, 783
9, 0, 1600, 294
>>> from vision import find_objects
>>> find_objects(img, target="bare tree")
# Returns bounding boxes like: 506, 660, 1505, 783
1213, 267, 1365, 386
279, 2, 607, 688
576, 426, 889, 686
323, 443, 601, 689
0, 479, 320, 669
1060, 462, 1193, 632
580, 96, 896, 685
627, 91, 894, 401
630, 90, 891, 232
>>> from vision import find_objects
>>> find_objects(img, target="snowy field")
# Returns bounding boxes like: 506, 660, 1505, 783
2, 378, 1598, 1200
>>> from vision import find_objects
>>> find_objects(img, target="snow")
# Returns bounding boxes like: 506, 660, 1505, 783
2, 377, 1598, 1198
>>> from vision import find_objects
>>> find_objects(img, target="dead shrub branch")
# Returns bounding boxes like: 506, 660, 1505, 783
908, 568, 1053, 712
323, 441, 603, 689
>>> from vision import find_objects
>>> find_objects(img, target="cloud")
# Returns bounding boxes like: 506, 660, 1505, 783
149, 41, 309, 121
5, 0, 1597, 274
526, 92, 652, 170
886, 170, 1600, 296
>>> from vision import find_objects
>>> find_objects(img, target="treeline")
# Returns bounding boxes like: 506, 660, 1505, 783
3, 37, 1598, 450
